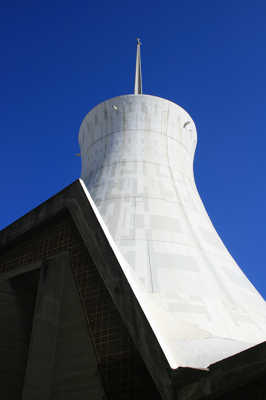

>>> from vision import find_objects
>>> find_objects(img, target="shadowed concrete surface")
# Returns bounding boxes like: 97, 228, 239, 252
0, 270, 39, 399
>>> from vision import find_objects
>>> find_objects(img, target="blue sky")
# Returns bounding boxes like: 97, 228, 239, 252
1, 1, 266, 298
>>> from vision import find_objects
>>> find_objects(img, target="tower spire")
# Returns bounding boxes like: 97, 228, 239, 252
134, 38, 142, 95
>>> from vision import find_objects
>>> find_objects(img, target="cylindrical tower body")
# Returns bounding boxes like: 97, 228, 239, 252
79, 94, 266, 359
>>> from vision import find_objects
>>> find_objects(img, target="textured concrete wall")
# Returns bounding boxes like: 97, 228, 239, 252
79, 94, 266, 368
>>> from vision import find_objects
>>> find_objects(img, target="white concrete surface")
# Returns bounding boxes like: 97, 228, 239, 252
79, 94, 266, 369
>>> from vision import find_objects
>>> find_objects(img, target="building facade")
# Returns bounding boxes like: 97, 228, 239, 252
0, 41, 266, 399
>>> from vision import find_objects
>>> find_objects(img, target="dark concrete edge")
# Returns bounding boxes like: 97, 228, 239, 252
175, 341, 266, 399
0, 260, 43, 281
0, 182, 76, 250
1, 180, 266, 400
65, 182, 175, 400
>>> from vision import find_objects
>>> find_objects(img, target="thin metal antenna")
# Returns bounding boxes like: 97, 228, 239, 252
134, 38, 142, 94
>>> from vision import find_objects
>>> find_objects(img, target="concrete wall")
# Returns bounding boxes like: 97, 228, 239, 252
79, 94, 266, 369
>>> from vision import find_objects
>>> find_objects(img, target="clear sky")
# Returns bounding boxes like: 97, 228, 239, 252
1, 1, 266, 298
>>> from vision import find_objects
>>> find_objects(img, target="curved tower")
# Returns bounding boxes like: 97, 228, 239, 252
79, 41, 266, 369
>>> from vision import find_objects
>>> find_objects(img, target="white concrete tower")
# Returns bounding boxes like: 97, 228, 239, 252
79, 40, 266, 369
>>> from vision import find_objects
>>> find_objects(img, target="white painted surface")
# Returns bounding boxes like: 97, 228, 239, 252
79, 94, 266, 369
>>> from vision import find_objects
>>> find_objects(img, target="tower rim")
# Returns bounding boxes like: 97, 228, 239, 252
80, 93, 194, 127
